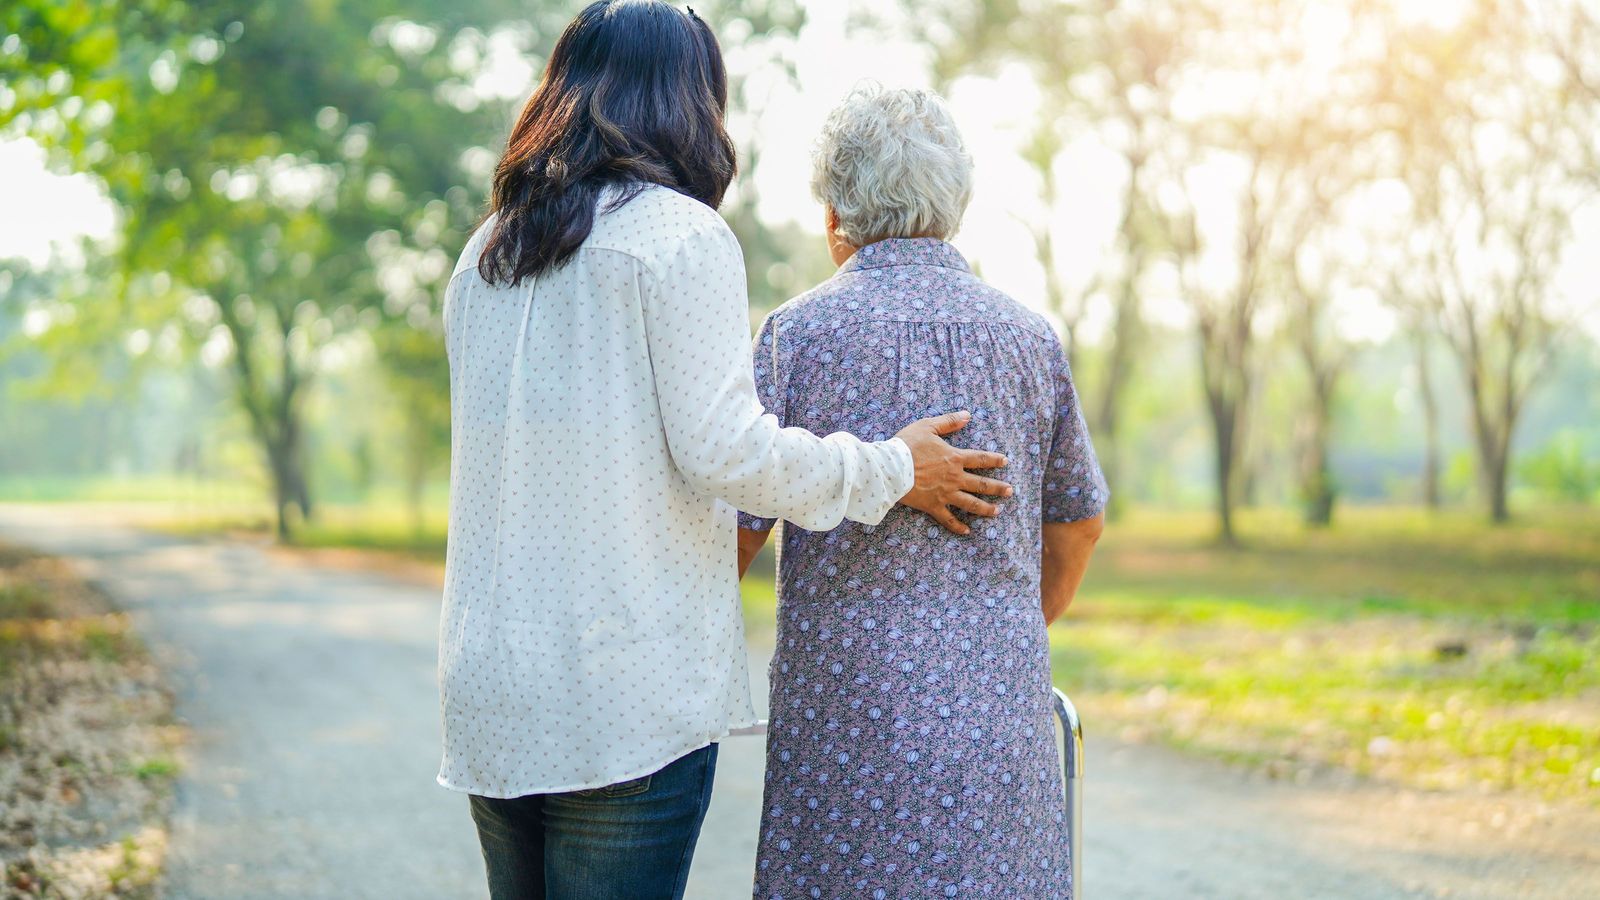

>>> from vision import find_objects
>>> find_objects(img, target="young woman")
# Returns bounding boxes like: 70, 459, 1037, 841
436, 4, 1011, 898
737, 86, 1108, 899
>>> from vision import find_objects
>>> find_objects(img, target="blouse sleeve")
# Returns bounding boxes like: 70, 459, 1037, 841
737, 312, 784, 533
640, 220, 913, 532
1042, 338, 1110, 523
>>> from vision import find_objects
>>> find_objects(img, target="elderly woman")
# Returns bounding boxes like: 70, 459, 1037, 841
736, 86, 1107, 899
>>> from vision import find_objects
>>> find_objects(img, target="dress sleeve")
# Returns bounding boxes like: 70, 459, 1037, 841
641, 220, 913, 531
1042, 338, 1110, 523
737, 313, 784, 533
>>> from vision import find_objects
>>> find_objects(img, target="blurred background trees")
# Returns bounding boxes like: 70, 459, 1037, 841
1, 0, 1596, 541
892, 0, 1596, 536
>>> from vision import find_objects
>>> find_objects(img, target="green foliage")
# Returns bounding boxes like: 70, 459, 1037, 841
1444, 448, 1479, 504
130, 756, 180, 780
0, 1, 180, 143
0, 582, 53, 619
1517, 431, 1598, 504
372, 321, 450, 528
4, 1, 562, 537
81, 619, 133, 661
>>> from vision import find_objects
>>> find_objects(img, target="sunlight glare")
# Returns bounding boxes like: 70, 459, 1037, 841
0, 138, 116, 269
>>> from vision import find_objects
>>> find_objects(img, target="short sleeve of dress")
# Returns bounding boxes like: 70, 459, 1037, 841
737, 312, 784, 532
1042, 338, 1109, 523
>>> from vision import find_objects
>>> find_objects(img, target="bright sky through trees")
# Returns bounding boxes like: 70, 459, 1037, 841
3, 0, 1596, 346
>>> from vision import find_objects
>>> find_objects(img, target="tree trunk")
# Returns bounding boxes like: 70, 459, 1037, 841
1466, 394, 1514, 525
1213, 409, 1238, 545
285, 410, 312, 523
1487, 453, 1510, 523
1201, 358, 1241, 546
1415, 331, 1442, 509
264, 430, 309, 543
1093, 268, 1142, 521
220, 305, 312, 543
1300, 380, 1336, 527
1198, 315, 1246, 546
1299, 413, 1337, 518
1481, 427, 1512, 524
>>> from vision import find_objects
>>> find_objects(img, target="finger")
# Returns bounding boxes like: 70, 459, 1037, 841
922, 410, 972, 436
948, 491, 1000, 518
960, 474, 1013, 498
955, 448, 1008, 470
931, 506, 971, 535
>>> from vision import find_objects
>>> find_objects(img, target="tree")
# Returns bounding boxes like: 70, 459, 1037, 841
1400, 302, 1447, 509
1275, 105, 1383, 526
894, 0, 1173, 511
9, 1, 541, 539
696, 0, 826, 315
374, 322, 450, 536
1141, 0, 1381, 541
1533, 0, 1600, 180
1150, 137, 1274, 544
362, 0, 817, 520
1379, 0, 1589, 523
1283, 225, 1356, 526
1070, 1, 1201, 517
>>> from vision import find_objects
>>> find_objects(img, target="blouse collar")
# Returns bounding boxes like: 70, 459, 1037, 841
840, 237, 970, 274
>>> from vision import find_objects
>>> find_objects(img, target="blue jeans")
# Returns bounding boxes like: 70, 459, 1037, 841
469, 744, 718, 900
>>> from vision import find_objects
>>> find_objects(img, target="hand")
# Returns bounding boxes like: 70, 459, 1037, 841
895, 411, 1011, 535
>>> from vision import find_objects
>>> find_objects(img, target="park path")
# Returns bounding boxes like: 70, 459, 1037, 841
1, 504, 1591, 899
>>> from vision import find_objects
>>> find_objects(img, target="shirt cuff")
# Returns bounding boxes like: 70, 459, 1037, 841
885, 436, 915, 503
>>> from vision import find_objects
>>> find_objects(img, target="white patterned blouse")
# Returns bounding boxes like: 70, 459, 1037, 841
436, 184, 914, 798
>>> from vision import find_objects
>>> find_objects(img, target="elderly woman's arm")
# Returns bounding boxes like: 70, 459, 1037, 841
1041, 515, 1103, 624
737, 527, 771, 580
1039, 336, 1110, 626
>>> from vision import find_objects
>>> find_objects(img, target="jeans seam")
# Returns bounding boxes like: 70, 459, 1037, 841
669, 748, 716, 896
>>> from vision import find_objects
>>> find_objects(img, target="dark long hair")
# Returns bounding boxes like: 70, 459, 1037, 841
478, 1, 736, 285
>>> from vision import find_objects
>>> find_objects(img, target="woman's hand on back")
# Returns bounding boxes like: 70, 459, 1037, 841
895, 411, 1011, 535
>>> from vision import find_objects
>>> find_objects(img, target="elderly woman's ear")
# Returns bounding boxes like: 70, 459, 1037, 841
825, 206, 857, 266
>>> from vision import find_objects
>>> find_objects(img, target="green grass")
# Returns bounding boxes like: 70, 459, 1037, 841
81, 620, 136, 663
0, 582, 55, 619
151, 502, 450, 560
1074, 506, 1600, 624
1052, 507, 1600, 803
743, 505, 1600, 804
0, 475, 264, 504
130, 756, 181, 781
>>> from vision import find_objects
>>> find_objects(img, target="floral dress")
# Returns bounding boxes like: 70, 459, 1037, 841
738, 238, 1108, 899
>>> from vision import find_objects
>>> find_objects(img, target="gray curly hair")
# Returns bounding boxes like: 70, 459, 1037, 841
811, 84, 974, 248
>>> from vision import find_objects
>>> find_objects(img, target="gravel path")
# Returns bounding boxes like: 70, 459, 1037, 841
1, 504, 1592, 899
